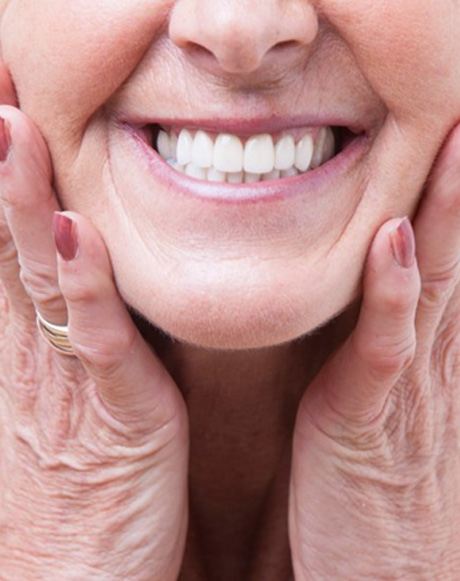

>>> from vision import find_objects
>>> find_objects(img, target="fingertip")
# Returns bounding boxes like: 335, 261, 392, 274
364, 217, 420, 313
55, 211, 111, 272
389, 216, 416, 270
0, 105, 53, 180
53, 212, 79, 262
367, 216, 418, 276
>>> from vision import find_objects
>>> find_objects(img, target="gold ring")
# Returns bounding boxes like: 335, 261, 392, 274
36, 310, 75, 356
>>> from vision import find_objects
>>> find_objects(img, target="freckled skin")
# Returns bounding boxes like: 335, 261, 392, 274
1, 0, 460, 350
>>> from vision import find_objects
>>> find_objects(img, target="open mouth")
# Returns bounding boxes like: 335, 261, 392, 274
143, 123, 361, 184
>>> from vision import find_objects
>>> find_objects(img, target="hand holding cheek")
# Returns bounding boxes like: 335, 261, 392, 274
0, 105, 189, 580
53, 210, 186, 430
290, 126, 460, 579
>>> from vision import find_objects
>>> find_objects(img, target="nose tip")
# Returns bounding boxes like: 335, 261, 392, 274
169, 0, 318, 75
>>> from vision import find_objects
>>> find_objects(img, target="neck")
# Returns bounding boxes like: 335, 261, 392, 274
133, 296, 361, 414
131, 298, 361, 579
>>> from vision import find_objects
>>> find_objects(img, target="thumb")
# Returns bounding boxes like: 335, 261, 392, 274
304, 217, 421, 425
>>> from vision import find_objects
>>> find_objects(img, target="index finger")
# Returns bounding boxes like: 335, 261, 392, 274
413, 123, 460, 350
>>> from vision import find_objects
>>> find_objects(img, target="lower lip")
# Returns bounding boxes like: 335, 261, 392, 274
122, 123, 370, 205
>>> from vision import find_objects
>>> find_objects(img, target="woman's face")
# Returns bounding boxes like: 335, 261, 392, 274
1, 0, 459, 349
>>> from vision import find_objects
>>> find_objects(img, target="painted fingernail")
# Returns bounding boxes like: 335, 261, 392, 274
0, 116, 12, 162
53, 212, 79, 261
390, 217, 416, 269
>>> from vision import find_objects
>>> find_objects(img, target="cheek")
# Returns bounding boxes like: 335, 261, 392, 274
324, 0, 460, 127
1, 0, 170, 142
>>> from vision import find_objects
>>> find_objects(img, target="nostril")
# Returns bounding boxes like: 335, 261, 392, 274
186, 42, 214, 59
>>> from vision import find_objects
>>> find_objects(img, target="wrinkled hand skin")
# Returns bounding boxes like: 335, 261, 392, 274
290, 126, 460, 580
0, 67, 188, 580
0, 326, 187, 580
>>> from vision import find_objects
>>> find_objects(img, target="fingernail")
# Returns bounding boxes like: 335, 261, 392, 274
0, 116, 12, 162
390, 217, 416, 268
53, 212, 79, 261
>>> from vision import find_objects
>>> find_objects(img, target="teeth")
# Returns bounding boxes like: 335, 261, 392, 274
263, 169, 281, 181
244, 134, 275, 174
295, 134, 314, 172
156, 126, 338, 184
157, 130, 172, 159
281, 167, 300, 178
177, 129, 193, 166
192, 130, 214, 168
207, 167, 226, 182
227, 171, 244, 184
167, 159, 185, 172
322, 127, 336, 162
170, 133, 178, 157
244, 172, 261, 183
185, 162, 206, 179
275, 135, 296, 171
214, 134, 244, 173
311, 127, 329, 169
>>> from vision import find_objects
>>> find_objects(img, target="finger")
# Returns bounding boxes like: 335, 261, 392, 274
0, 205, 23, 300
302, 217, 421, 425
0, 61, 18, 106
413, 124, 460, 352
0, 166, 34, 322
0, 65, 27, 313
54, 211, 185, 433
0, 105, 67, 325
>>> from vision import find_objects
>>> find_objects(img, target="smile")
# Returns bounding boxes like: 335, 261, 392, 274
120, 117, 370, 204
149, 125, 339, 184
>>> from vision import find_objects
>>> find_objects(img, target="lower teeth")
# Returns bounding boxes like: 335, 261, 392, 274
166, 161, 303, 183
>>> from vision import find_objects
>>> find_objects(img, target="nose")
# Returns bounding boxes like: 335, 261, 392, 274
169, 0, 319, 75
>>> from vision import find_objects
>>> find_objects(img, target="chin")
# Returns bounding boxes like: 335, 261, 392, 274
119, 266, 360, 351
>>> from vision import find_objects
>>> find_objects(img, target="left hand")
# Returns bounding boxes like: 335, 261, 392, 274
290, 124, 460, 580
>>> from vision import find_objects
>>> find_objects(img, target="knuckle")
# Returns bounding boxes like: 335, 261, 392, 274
371, 348, 415, 378
420, 260, 460, 309
0, 215, 11, 247
59, 277, 100, 305
0, 237, 17, 266
19, 263, 62, 308
0, 180, 17, 208
70, 327, 137, 377
355, 333, 416, 377
379, 279, 419, 317
382, 289, 414, 316
0, 168, 53, 211
432, 318, 460, 384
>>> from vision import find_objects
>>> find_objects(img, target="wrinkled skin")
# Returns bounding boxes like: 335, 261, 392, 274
0, 83, 189, 579
2, 0, 460, 348
290, 129, 460, 578
0, 1, 460, 579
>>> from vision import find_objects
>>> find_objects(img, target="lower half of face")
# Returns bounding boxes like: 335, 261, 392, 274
3, 0, 460, 350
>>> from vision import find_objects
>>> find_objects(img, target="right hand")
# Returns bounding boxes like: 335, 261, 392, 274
0, 67, 189, 581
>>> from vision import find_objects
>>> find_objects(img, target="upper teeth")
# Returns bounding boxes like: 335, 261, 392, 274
155, 127, 336, 183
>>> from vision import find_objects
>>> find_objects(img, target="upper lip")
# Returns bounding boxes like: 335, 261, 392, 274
116, 114, 370, 136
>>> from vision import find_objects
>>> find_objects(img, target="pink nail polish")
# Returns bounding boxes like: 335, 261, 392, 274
0, 116, 12, 162
53, 213, 79, 261
390, 217, 416, 269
